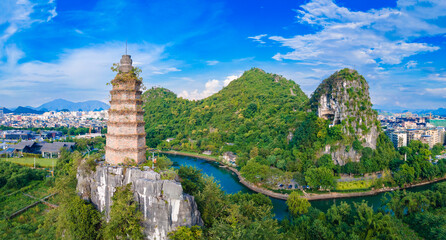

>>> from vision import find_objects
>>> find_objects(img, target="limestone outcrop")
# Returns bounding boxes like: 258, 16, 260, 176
77, 164, 203, 240
310, 69, 379, 165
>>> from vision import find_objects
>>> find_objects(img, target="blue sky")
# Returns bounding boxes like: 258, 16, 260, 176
1, 0, 446, 110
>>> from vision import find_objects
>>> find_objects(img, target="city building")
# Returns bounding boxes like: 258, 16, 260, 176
13, 141, 41, 154
391, 131, 407, 148
40, 142, 76, 158
421, 135, 434, 148
222, 151, 237, 165
407, 129, 422, 144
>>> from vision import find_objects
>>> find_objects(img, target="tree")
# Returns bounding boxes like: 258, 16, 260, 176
240, 160, 270, 184
178, 166, 204, 195
305, 167, 336, 190
243, 102, 258, 118
432, 143, 445, 156
286, 191, 310, 216
40, 151, 101, 240
195, 177, 228, 227
316, 154, 335, 170
64, 196, 102, 240
154, 155, 173, 170
326, 201, 352, 227
353, 201, 394, 239
168, 226, 202, 240
420, 160, 437, 180
103, 183, 144, 240
394, 164, 415, 186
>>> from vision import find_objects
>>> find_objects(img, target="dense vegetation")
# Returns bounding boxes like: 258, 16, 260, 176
0, 137, 143, 239
0, 161, 47, 192
0, 161, 53, 239
2, 66, 445, 239
144, 68, 308, 165
143, 68, 444, 191
1, 139, 445, 239
172, 165, 446, 239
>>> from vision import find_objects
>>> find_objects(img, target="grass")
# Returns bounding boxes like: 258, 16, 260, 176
1, 157, 56, 168
0, 182, 54, 218
0, 203, 51, 239
0, 193, 36, 217
336, 179, 373, 191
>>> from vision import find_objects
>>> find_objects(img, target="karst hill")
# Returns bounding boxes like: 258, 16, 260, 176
308, 69, 380, 164
143, 68, 388, 167
143, 68, 308, 155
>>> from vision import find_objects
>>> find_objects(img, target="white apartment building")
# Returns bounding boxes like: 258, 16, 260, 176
391, 131, 408, 148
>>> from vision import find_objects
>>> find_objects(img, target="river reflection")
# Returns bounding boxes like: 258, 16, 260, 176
167, 154, 443, 220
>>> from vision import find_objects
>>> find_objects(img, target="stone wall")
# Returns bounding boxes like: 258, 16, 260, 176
77, 165, 203, 240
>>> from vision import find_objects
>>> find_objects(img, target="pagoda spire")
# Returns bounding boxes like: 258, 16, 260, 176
119, 54, 132, 73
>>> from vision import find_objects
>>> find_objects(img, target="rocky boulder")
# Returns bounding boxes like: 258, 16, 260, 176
77, 164, 203, 240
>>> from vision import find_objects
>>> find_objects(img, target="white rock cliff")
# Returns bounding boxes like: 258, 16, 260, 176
77, 165, 203, 240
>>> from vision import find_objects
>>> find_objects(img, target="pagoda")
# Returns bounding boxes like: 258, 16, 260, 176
105, 55, 146, 164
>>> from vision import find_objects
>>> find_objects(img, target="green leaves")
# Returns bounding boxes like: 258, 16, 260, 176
168, 226, 203, 240
142, 68, 308, 170
305, 167, 336, 190
64, 196, 102, 240
103, 183, 144, 240
286, 192, 310, 216
240, 160, 270, 184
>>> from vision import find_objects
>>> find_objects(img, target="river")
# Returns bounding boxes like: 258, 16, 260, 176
167, 154, 442, 220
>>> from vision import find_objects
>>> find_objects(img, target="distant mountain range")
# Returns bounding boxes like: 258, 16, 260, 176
374, 105, 446, 116
0, 99, 109, 114
36, 99, 109, 112
416, 108, 446, 116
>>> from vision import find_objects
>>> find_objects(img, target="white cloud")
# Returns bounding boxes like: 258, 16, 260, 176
405, 60, 418, 69
248, 34, 267, 44
206, 60, 219, 66
47, 6, 57, 21
223, 75, 238, 86
178, 73, 241, 100
0, 42, 181, 107
267, 0, 443, 66
425, 73, 446, 82
425, 88, 446, 98
179, 79, 222, 100
4, 44, 25, 65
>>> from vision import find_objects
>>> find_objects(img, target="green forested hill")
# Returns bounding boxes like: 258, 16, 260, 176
143, 68, 308, 163
143, 68, 410, 188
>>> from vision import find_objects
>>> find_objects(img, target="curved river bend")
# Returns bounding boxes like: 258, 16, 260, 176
167, 154, 442, 220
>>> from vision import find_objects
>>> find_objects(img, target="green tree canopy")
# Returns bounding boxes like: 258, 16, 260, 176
305, 167, 336, 190
103, 183, 144, 240
287, 191, 311, 216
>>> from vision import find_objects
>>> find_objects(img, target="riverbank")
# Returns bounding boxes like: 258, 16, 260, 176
162, 150, 446, 201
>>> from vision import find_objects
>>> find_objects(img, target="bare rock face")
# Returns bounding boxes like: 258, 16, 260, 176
77, 165, 203, 240
310, 69, 379, 165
